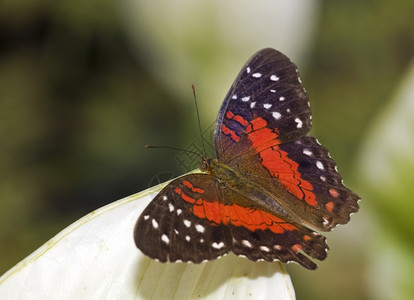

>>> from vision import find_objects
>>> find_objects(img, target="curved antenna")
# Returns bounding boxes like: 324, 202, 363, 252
145, 145, 203, 159
192, 84, 207, 157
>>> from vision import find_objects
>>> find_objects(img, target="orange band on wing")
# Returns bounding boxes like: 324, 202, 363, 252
246, 117, 317, 207
183, 180, 205, 194
233, 115, 249, 126
225, 110, 249, 127
174, 187, 297, 234
221, 124, 240, 142
222, 110, 250, 142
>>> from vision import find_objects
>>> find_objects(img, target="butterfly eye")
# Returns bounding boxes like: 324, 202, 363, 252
199, 157, 211, 172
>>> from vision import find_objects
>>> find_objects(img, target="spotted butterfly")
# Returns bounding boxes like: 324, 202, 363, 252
134, 48, 360, 270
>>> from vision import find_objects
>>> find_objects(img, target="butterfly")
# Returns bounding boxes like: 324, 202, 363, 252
134, 48, 360, 270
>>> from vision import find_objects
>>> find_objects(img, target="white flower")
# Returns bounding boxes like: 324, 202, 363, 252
0, 182, 295, 299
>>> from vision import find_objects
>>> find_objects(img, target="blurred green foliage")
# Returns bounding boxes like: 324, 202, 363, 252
0, 0, 185, 276
1, 1, 413, 299
355, 55, 414, 300
289, 2, 414, 300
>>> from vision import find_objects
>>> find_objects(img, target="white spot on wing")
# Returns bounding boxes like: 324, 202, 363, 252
279, 96, 285, 101
212, 241, 225, 249
303, 148, 312, 156
274, 244, 282, 251
152, 219, 159, 229
316, 161, 324, 170
260, 246, 270, 252
270, 75, 279, 81
295, 118, 303, 128
195, 224, 205, 233
298, 77, 302, 83
162, 195, 168, 201
241, 96, 250, 102
176, 209, 182, 215
272, 111, 281, 119
252, 72, 262, 78
263, 103, 272, 109
161, 234, 169, 244
183, 219, 191, 228
242, 240, 253, 248
246, 67, 251, 74
168, 203, 175, 212
250, 101, 256, 108
270, 89, 276, 93
185, 235, 191, 242
320, 175, 327, 182
231, 94, 237, 100
143, 215, 150, 220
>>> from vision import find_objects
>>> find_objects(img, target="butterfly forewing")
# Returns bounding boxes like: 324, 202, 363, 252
134, 174, 329, 269
215, 48, 312, 162
134, 175, 232, 263
213, 48, 359, 231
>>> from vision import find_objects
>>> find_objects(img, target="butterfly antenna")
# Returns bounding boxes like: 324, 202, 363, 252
192, 84, 207, 157
145, 145, 203, 159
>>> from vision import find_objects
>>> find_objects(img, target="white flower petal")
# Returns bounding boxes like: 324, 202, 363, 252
0, 180, 294, 299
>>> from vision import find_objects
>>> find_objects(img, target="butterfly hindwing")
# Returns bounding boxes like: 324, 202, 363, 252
224, 135, 360, 231
216, 178, 328, 269
277, 136, 360, 229
229, 222, 327, 270
135, 174, 329, 269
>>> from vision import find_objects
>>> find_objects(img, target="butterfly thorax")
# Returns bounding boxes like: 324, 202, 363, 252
200, 157, 241, 187
200, 156, 296, 218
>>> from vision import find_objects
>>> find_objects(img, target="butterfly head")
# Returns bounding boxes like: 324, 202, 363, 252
199, 156, 213, 172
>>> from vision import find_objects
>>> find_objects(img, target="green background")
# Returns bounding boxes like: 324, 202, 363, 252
1, 1, 414, 299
